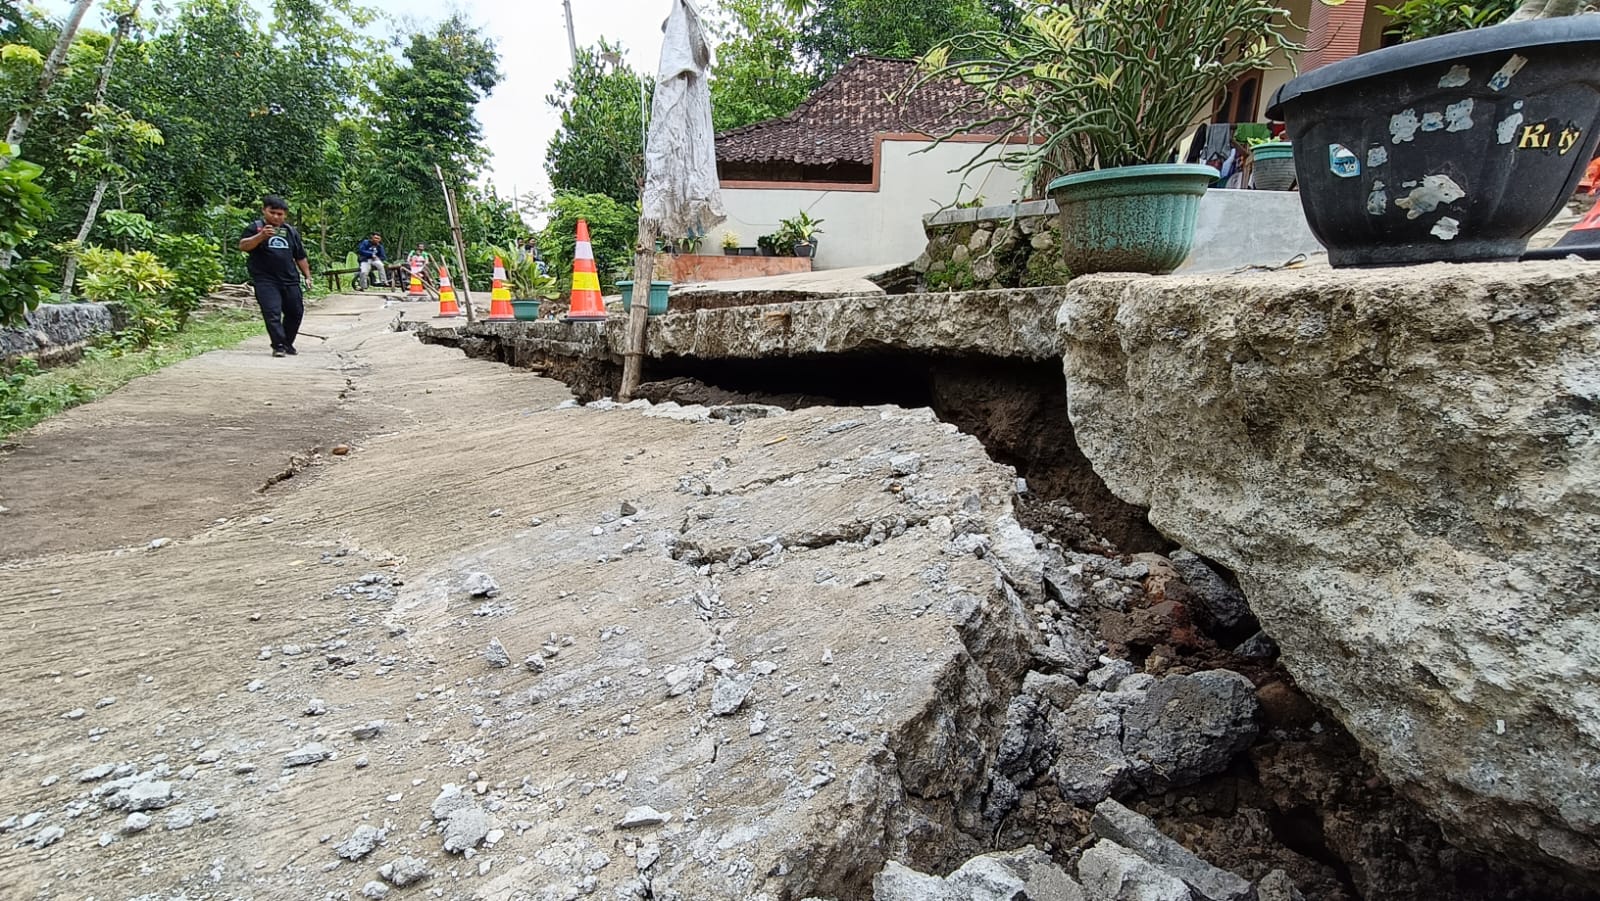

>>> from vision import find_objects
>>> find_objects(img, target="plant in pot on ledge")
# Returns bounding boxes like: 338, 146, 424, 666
720, 232, 740, 255
496, 247, 560, 320
910, 0, 1306, 275
1266, 0, 1600, 266
775, 211, 824, 258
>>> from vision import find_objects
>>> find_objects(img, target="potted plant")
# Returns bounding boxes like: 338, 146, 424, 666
617, 279, 671, 316
776, 211, 824, 258
1265, 0, 1600, 266
496, 247, 560, 320
720, 232, 740, 255
910, 0, 1303, 275
756, 234, 780, 257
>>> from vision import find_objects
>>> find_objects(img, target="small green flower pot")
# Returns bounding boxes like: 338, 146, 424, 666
617, 280, 671, 316
511, 300, 542, 321
1250, 141, 1296, 191
1047, 163, 1219, 275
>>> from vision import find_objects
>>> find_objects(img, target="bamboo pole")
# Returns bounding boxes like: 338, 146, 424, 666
435, 164, 477, 322
619, 225, 657, 401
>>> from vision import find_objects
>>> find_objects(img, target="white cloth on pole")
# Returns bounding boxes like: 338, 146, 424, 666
640, 0, 725, 240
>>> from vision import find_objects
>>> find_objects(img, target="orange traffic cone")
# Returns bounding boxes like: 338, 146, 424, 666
407, 255, 425, 299
485, 256, 515, 321
564, 219, 607, 321
436, 265, 461, 318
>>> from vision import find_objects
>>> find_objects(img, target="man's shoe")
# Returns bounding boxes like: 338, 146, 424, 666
284, 346, 298, 356
272, 348, 286, 357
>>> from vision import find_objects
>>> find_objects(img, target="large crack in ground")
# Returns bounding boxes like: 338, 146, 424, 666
410, 329, 1600, 901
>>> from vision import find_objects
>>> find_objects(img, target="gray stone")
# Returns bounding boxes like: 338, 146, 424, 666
463, 572, 499, 598
361, 881, 390, 900
616, 806, 670, 829
949, 847, 1085, 901
351, 721, 385, 740
78, 764, 115, 782
1121, 671, 1258, 792
283, 743, 332, 767
123, 812, 152, 833
710, 674, 754, 716
1087, 659, 1136, 691
379, 855, 432, 887
335, 824, 387, 860
441, 806, 491, 853
1091, 800, 1251, 901
1257, 869, 1305, 901
165, 808, 196, 830
124, 780, 175, 812
1233, 631, 1278, 659
30, 825, 65, 849
1059, 262, 1600, 870
0, 302, 115, 364
431, 784, 474, 822
304, 698, 328, 716
873, 861, 955, 901
1077, 840, 1192, 901
1169, 550, 1251, 631
484, 638, 511, 668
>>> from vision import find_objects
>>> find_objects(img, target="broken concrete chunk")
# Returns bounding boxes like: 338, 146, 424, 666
350, 721, 385, 740
304, 698, 328, 716
122, 812, 152, 833
1257, 870, 1305, 901
1091, 800, 1252, 901
30, 825, 65, 849
948, 846, 1085, 901
1169, 550, 1252, 631
335, 824, 387, 861
441, 806, 491, 853
379, 855, 432, 887
124, 780, 175, 812
431, 784, 474, 822
484, 638, 511, 668
709, 674, 754, 716
616, 806, 670, 829
361, 881, 390, 900
872, 861, 955, 901
283, 743, 333, 768
1078, 839, 1193, 901
463, 572, 500, 598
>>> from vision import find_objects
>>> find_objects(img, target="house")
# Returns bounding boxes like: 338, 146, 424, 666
708, 56, 1029, 270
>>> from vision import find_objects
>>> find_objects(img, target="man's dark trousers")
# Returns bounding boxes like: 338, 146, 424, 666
255, 280, 304, 352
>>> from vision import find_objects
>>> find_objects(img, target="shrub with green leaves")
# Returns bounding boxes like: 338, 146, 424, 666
78, 247, 179, 347
154, 233, 224, 327
537, 193, 638, 292
101, 210, 158, 251
1, 358, 89, 433
0, 144, 53, 327
1376, 0, 1519, 42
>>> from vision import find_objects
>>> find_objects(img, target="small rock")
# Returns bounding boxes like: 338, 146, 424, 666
148, 538, 171, 550
1078, 839, 1192, 901
335, 824, 387, 860
620, 501, 638, 516
30, 825, 65, 849
488, 508, 504, 518
304, 698, 328, 716
442, 806, 491, 853
1257, 870, 1306, 901
1091, 799, 1251, 901
245, 680, 265, 693
79, 764, 115, 782
484, 639, 511, 669
165, 808, 196, 831
361, 881, 390, 899
709, 674, 754, 716
616, 806, 670, 829
62, 708, 86, 720
95, 696, 116, 709
283, 743, 332, 767
196, 749, 221, 764
523, 655, 546, 673
463, 572, 500, 599
125, 781, 175, 812
123, 812, 153, 833
379, 855, 432, 887
750, 711, 769, 736
351, 721, 385, 740
331, 444, 351, 456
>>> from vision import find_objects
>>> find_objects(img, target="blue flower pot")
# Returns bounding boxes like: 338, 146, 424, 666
618, 280, 671, 316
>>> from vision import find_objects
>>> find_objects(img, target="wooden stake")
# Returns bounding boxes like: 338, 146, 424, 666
435, 164, 477, 322
619, 223, 658, 401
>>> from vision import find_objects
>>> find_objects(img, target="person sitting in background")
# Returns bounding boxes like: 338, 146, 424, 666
356, 233, 387, 290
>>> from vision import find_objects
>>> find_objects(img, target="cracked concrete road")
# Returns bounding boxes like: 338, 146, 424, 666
0, 295, 1035, 899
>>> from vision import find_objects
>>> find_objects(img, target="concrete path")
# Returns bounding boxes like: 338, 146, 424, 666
0, 294, 1031, 899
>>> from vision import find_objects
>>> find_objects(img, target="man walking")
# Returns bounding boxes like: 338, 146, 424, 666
238, 195, 312, 357
356, 232, 387, 290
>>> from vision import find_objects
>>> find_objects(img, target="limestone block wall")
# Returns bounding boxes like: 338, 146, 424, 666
0, 302, 118, 364
914, 201, 1069, 292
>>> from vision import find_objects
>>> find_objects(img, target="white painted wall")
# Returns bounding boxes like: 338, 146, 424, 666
709, 139, 1031, 270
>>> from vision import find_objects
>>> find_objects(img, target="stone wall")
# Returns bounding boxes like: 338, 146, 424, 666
914, 201, 1069, 292
0, 302, 117, 365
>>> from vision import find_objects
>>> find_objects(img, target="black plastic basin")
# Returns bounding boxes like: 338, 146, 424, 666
1266, 17, 1600, 266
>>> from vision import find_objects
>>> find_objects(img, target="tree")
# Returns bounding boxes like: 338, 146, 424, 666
347, 13, 501, 251
537, 192, 636, 293
796, 0, 1000, 76
544, 40, 652, 204
5, 0, 95, 153
708, 0, 815, 132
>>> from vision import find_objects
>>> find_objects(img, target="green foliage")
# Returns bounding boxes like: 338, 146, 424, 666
544, 41, 652, 204
0, 145, 53, 325
1, 358, 90, 433
774, 210, 823, 248
708, 0, 817, 131
798, 0, 1002, 76
1376, 0, 1519, 41
101, 209, 155, 249
64, 103, 163, 181
153, 233, 223, 326
537, 193, 637, 293
494, 246, 560, 300
78, 246, 179, 346
911, 0, 1304, 180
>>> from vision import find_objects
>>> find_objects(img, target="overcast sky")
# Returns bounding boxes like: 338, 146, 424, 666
38, 0, 683, 213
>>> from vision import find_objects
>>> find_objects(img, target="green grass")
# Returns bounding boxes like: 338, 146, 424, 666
1, 308, 264, 437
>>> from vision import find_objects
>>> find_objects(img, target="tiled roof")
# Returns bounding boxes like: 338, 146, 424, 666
715, 56, 999, 167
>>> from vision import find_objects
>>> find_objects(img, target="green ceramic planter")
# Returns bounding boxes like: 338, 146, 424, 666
1250, 142, 1296, 191
1046, 163, 1219, 275
617, 280, 671, 316
511, 300, 542, 321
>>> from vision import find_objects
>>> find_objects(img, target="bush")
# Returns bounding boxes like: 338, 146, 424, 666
0, 358, 89, 433
154, 233, 224, 327
538, 193, 637, 293
101, 210, 157, 250
0, 145, 53, 327
78, 247, 179, 347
